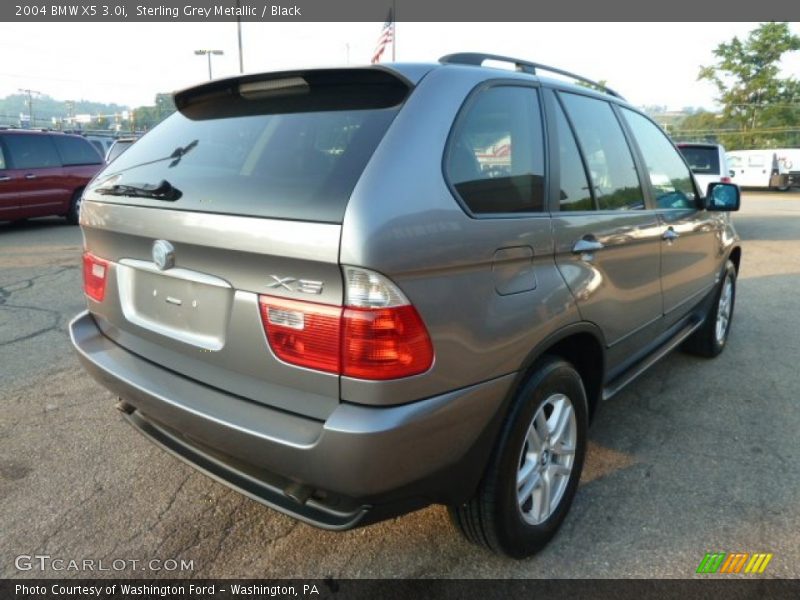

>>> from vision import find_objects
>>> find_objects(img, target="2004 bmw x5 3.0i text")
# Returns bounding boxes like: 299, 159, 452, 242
69, 54, 742, 558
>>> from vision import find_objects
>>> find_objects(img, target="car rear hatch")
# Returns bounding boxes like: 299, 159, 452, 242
79, 67, 417, 420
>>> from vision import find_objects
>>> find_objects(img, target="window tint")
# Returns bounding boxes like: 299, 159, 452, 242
446, 86, 545, 214
54, 136, 103, 166
3, 134, 61, 169
559, 93, 644, 211
678, 145, 720, 175
554, 101, 593, 211
92, 106, 399, 223
622, 109, 696, 209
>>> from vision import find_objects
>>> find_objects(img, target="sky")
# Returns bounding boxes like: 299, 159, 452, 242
0, 22, 798, 111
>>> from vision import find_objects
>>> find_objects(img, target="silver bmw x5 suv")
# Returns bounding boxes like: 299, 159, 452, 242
70, 53, 741, 558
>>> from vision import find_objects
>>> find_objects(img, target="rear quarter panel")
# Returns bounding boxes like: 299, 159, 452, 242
340, 67, 581, 406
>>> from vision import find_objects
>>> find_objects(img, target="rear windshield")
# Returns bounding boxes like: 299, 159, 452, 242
678, 146, 720, 175
88, 73, 407, 223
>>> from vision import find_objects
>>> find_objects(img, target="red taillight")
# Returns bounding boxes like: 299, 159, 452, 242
721, 176, 732, 183
342, 305, 434, 380
259, 296, 342, 373
259, 269, 434, 380
82, 252, 108, 302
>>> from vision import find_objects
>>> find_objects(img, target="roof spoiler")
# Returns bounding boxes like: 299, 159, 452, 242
173, 68, 413, 120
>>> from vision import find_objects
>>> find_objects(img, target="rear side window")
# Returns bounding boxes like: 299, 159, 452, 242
91, 72, 408, 223
0, 145, 6, 170
53, 136, 103, 166
553, 101, 593, 211
621, 109, 696, 209
446, 86, 545, 215
559, 93, 645, 211
678, 145, 720, 174
3, 134, 61, 169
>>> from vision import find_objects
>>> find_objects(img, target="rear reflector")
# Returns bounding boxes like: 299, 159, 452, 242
82, 252, 109, 302
721, 176, 732, 183
259, 268, 434, 380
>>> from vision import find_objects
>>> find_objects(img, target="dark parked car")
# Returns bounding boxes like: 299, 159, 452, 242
70, 54, 742, 558
0, 129, 104, 224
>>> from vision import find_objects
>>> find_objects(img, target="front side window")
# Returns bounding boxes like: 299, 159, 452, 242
621, 109, 696, 209
559, 93, 645, 211
446, 86, 545, 214
3, 134, 61, 169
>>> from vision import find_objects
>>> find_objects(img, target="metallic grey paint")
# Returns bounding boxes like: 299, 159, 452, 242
70, 61, 741, 529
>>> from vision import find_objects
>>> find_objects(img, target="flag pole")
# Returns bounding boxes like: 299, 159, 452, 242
392, 0, 396, 61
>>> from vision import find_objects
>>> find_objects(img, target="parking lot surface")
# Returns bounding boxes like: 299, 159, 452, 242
1, 192, 799, 578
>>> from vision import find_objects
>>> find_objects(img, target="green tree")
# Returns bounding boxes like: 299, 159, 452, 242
699, 22, 800, 148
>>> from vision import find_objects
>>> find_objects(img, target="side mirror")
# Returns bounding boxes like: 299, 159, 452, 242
705, 182, 740, 212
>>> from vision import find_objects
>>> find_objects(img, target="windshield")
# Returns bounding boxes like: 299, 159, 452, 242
89, 101, 401, 223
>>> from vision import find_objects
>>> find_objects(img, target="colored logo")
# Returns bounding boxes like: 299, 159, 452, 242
696, 552, 773, 574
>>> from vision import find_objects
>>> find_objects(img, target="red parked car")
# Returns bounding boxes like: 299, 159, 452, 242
0, 129, 104, 224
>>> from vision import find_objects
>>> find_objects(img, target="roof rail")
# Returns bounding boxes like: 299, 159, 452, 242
439, 53, 625, 100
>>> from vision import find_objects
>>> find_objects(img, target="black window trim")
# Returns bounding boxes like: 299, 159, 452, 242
442, 79, 550, 220
553, 88, 652, 214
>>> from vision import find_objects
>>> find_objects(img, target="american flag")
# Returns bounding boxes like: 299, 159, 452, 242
371, 9, 394, 64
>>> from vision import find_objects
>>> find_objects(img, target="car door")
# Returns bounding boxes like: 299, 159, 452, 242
548, 90, 664, 367
618, 108, 722, 326
1, 133, 68, 217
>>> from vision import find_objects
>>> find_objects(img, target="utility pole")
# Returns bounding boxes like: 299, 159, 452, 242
236, 0, 244, 73
18, 88, 41, 128
194, 49, 224, 80
65, 100, 75, 130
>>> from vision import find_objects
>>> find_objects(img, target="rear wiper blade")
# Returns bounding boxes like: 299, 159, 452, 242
95, 179, 182, 201
105, 139, 199, 175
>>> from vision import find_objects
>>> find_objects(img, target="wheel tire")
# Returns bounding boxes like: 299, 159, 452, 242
682, 260, 737, 358
65, 189, 83, 225
449, 356, 588, 558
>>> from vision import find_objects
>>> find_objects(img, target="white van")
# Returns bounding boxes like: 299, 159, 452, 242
677, 143, 731, 193
727, 148, 800, 191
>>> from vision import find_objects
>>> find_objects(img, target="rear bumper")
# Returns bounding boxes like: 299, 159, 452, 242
69, 310, 513, 529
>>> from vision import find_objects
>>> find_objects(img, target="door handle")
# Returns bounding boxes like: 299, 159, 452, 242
0, 175, 10, 182
662, 228, 680, 242
572, 238, 605, 254
24, 174, 37, 180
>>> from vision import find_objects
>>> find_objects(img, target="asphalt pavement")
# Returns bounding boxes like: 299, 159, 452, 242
1, 192, 799, 579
